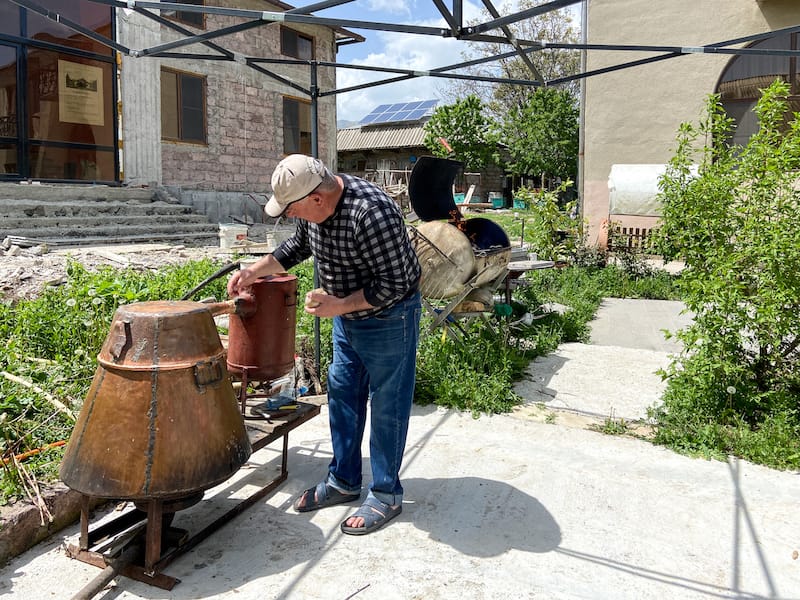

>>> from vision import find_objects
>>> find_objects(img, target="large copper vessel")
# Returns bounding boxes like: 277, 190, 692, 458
226, 273, 297, 380
60, 300, 252, 500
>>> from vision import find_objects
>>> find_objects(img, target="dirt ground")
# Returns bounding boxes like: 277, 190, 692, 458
0, 241, 241, 303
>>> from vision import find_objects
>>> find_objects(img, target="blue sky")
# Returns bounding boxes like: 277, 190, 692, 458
300, 1, 582, 125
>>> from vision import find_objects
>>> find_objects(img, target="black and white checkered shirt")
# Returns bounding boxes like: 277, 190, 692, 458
272, 174, 421, 319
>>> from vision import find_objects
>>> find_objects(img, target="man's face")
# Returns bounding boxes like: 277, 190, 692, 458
284, 193, 327, 223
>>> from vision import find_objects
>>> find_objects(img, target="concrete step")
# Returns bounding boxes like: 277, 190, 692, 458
0, 183, 156, 203
6, 232, 220, 248
0, 183, 222, 248
5, 221, 218, 240
0, 199, 194, 219
1, 213, 210, 231
0, 209, 204, 228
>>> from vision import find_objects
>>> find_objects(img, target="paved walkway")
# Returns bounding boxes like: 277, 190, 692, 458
2, 299, 798, 600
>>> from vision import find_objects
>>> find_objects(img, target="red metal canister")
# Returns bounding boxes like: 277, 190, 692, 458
226, 273, 297, 381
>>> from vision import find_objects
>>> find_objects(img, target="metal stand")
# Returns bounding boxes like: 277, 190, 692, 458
66, 398, 320, 591
422, 267, 509, 344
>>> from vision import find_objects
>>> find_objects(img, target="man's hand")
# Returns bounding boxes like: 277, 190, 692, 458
227, 255, 286, 297
304, 288, 373, 318
227, 267, 257, 297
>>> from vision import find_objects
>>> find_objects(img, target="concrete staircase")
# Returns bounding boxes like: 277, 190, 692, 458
0, 183, 220, 247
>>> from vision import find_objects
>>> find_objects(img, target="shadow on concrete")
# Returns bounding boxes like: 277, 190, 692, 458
514, 352, 569, 407
402, 476, 561, 556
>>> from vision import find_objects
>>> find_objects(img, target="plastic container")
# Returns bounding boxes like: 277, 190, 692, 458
513, 198, 527, 210
453, 193, 466, 204
219, 224, 248, 248
489, 193, 504, 209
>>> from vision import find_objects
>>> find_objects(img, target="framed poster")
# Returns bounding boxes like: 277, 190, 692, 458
58, 60, 104, 126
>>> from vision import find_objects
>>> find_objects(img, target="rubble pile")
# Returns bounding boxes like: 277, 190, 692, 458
0, 237, 233, 302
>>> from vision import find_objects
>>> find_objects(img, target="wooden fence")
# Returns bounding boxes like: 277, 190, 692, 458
608, 225, 655, 254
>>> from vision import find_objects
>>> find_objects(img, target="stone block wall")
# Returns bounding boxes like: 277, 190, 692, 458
125, 1, 338, 200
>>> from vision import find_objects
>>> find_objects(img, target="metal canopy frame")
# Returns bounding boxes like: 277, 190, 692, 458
14, 0, 800, 130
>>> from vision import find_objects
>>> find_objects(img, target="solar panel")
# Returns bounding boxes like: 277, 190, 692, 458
358, 99, 438, 125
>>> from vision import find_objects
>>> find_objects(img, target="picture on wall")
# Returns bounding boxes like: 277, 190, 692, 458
58, 59, 104, 126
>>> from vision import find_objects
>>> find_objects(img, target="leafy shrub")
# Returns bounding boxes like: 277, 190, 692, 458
513, 180, 579, 260
652, 80, 800, 470
415, 317, 533, 416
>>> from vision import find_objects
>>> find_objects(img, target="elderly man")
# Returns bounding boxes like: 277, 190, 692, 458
228, 154, 421, 535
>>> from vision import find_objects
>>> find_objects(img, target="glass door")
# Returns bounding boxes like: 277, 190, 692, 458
0, 43, 20, 179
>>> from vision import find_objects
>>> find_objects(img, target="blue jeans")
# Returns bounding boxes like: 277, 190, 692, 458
325, 292, 421, 507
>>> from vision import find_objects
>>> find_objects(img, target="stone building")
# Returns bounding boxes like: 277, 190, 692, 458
1, 1, 360, 222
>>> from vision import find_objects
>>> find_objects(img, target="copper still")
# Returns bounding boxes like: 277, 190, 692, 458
226, 273, 297, 381
60, 300, 252, 500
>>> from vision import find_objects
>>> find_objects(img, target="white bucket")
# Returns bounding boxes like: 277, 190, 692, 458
266, 229, 293, 250
219, 224, 248, 248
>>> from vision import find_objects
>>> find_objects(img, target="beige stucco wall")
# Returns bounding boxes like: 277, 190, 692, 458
582, 0, 800, 247
119, 1, 338, 193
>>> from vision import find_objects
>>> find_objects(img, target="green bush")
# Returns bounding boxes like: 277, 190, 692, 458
415, 318, 531, 416
513, 180, 579, 260
652, 80, 800, 470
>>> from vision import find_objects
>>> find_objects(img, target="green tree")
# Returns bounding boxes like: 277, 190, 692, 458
422, 94, 498, 171
440, 0, 580, 116
499, 86, 578, 185
652, 80, 800, 468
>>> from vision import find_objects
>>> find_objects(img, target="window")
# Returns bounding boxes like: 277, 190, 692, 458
283, 97, 311, 154
162, 0, 205, 29
717, 33, 800, 146
161, 68, 206, 144
281, 27, 314, 60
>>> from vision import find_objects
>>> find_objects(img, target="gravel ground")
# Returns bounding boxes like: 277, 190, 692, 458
0, 242, 244, 303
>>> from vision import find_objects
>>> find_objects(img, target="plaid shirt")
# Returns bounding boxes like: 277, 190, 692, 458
272, 174, 421, 319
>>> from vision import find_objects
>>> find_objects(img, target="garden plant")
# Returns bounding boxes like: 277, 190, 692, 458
653, 80, 800, 469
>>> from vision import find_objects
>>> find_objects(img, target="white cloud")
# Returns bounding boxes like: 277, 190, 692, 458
365, 0, 412, 17
335, 2, 485, 123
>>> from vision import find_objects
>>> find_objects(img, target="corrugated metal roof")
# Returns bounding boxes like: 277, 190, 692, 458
337, 125, 427, 151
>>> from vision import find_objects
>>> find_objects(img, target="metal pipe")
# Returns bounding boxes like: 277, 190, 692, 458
69, 543, 139, 600
310, 63, 322, 377
71, 564, 120, 600
180, 261, 240, 301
